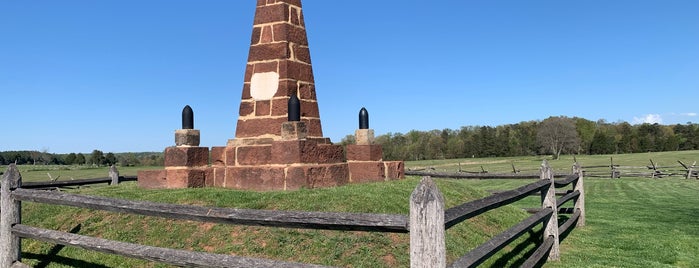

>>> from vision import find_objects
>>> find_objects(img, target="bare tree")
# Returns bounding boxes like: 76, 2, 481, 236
536, 116, 580, 159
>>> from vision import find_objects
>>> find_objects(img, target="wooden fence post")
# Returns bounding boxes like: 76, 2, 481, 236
410, 176, 446, 268
572, 162, 586, 227
1, 164, 22, 267
109, 165, 119, 185
540, 160, 560, 261
610, 157, 619, 179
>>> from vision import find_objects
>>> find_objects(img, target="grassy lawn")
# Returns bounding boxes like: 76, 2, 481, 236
15, 177, 537, 267
0, 165, 154, 182
4, 150, 699, 267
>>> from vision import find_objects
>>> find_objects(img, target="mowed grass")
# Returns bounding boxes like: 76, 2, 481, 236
0, 165, 152, 182
7, 150, 699, 267
405, 151, 699, 267
405, 150, 699, 175
16, 177, 538, 267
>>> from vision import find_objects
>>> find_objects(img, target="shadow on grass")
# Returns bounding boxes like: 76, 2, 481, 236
21, 224, 109, 268
487, 213, 580, 268
490, 229, 543, 267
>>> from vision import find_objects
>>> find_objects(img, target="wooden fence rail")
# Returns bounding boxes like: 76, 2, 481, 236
1, 162, 585, 267
583, 157, 699, 179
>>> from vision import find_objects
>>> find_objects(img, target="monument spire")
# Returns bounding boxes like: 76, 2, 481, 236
234, 0, 322, 142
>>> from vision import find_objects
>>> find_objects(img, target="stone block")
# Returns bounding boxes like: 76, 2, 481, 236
271, 141, 344, 164
248, 43, 289, 62
281, 121, 307, 140
239, 101, 254, 116
137, 170, 167, 189
228, 138, 274, 147
235, 117, 287, 138
254, 61, 278, 73
206, 167, 225, 187
175, 129, 201, 146
286, 163, 349, 190
253, 3, 289, 25
384, 161, 405, 180
304, 144, 345, 163
271, 140, 304, 164
225, 146, 237, 166
236, 145, 272, 165
300, 99, 319, 118
304, 118, 323, 138
273, 23, 308, 46
348, 162, 385, 183
346, 144, 383, 161
225, 166, 285, 191
166, 168, 206, 188
210, 146, 226, 166
255, 100, 271, 116
280, 61, 314, 83
164, 146, 209, 167
355, 129, 375, 145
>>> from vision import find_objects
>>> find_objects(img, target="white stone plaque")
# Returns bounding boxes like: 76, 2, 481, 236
250, 72, 279, 100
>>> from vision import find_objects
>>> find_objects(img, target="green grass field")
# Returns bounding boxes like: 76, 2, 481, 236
4, 150, 699, 267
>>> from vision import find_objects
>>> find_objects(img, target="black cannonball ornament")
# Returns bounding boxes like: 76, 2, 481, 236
288, 94, 301, 122
359, 107, 369, 129
182, 105, 194, 129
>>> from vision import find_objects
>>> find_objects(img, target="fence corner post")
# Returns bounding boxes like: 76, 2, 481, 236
572, 162, 586, 227
1, 164, 22, 268
540, 160, 560, 261
109, 165, 119, 185
410, 176, 446, 268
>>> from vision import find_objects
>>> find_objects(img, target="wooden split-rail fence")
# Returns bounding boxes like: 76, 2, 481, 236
1, 161, 585, 267
582, 158, 699, 179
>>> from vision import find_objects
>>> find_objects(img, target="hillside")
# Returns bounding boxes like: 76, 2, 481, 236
17, 177, 536, 267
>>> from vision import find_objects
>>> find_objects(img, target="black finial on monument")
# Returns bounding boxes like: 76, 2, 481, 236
288, 94, 301, 121
359, 107, 369, 129
182, 105, 194, 129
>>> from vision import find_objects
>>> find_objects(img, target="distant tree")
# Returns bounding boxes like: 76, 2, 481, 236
536, 116, 580, 160
90, 150, 105, 166
65, 153, 77, 165
118, 153, 139, 166
0, 154, 5, 165
339, 134, 355, 146
589, 130, 615, 154
76, 153, 86, 165
575, 118, 597, 154
30, 150, 41, 165
105, 152, 117, 165
425, 131, 445, 159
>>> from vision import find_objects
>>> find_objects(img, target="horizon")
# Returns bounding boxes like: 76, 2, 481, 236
2, 1, 697, 154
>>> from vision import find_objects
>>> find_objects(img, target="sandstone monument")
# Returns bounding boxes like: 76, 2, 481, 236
138, 0, 404, 190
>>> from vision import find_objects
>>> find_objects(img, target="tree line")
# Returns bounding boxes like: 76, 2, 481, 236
342, 116, 699, 161
0, 150, 164, 166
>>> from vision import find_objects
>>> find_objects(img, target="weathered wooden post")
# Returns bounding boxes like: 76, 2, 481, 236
572, 162, 586, 227
1, 164, 22, 267
540, 160, 560, 261
610, 157, 620, 179
109, 165, 119, 185
410, 176, 446, 268
678, 160, 695, 180
649, 159, 659, 178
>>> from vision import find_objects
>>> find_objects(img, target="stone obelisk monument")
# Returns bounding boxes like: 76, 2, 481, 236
138, 0, 404, 191
231, 0, 323, 144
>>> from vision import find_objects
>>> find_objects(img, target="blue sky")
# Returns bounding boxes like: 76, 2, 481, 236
1, 1, 698, 154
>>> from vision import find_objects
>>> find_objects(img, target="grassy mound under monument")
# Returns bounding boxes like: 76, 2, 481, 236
17, 177, 536, 267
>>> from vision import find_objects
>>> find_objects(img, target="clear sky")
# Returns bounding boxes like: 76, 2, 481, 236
1, 1, 698, 154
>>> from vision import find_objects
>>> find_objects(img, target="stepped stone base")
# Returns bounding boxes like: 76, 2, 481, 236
138, 139, 404, 191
